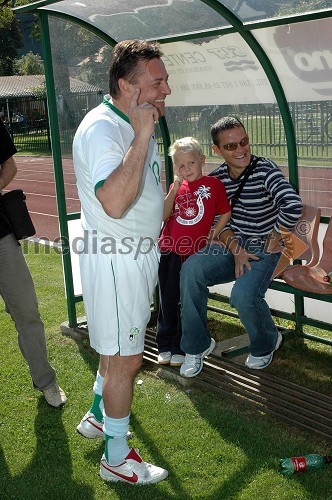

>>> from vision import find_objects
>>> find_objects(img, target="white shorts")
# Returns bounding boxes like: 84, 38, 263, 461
79, 240, 159, 355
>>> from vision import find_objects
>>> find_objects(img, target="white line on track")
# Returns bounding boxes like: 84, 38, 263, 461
14, 178, 78, 187
30, 211, 58, 217
23, 192, 79, 201
16, 170, 75, 176
299, 189, 331, 194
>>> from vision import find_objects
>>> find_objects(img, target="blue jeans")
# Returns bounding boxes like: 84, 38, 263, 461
180, 243, 281, 357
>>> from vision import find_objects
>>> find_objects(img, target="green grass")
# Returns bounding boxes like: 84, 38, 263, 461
16, 148, 52, 156
0, 245, 331, 499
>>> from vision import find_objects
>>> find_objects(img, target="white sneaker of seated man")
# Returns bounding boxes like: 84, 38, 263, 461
77, 411, 132, 440
180, 338, 216, 378
100, 448, 168, 485
245, 332, 283, 370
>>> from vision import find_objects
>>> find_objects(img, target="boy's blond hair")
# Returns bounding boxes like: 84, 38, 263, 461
168, 137, 203, 164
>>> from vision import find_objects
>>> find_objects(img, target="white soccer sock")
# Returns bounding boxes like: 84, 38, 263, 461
90, 371, 104, 421
103, 413, 131, 466
93, 370, 104, 396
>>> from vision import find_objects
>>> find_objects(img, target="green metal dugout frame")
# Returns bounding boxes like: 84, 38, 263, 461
13, 1, 332, 346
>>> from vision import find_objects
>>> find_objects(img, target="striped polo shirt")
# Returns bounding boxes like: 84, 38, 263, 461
209, 155, 303, 239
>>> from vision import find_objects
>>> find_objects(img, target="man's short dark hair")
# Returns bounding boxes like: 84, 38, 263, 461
109, 40, 163, 98
211, 116, 245, 146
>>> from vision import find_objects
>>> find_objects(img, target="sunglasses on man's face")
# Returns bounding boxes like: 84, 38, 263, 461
220, 136, 249, 151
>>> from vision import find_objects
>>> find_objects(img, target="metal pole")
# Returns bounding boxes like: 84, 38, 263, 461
39, 12, 78, 327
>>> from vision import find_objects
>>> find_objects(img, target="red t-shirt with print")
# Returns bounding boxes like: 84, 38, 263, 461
159, 175, 230, 256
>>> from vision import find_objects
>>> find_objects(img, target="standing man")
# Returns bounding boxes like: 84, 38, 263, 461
73, 40, 171, 485
0, 119, 67, 407
180, 116, 303, 377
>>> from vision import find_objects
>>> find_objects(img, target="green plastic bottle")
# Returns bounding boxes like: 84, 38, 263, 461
280, 454, 332, 475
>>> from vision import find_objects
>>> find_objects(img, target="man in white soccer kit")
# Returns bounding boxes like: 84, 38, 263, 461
73, 40, 171, 485
74, 98, 163, 355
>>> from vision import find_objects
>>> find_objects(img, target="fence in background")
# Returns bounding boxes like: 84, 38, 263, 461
161, 101, 332, 162
1, 92, 102, 155
3, 97, 332, 163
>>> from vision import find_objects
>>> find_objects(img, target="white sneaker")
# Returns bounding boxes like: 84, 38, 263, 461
170, 354, 185, 367
180, 338, 216, 378
77, 411, 133, 440
42, 383, 67, 408
100, 448, 168, 485
77, 411, 104, 439
157, 351, 171, 364
245, 332, 283, 370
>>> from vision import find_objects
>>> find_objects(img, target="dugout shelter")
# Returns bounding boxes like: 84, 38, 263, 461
13, 1, 332, 349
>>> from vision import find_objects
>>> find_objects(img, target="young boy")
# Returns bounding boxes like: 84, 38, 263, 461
157, 137, 231, 366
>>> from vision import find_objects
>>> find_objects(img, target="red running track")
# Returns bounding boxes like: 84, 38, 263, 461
5, 157, 332, 243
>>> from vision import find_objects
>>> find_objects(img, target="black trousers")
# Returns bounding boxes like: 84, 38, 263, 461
156, 251, 185, 355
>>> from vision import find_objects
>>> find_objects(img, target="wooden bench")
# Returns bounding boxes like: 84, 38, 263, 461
272, 203, 321, 278
269, 213, 332, 347
144, 330, 332, 440
281, 217, 332, 295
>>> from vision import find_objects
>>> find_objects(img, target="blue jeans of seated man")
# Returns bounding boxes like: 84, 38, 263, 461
180, 242, 281, 357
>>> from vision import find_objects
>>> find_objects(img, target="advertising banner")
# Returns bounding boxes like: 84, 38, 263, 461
256, 18, 332, 102
163, 35, 275, 106
163, 18, 332, 106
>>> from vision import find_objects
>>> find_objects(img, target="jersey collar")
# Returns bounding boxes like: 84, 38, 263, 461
103, 97, 130, 124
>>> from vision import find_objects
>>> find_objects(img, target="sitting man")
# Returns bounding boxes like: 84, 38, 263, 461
179, 116, 303, 377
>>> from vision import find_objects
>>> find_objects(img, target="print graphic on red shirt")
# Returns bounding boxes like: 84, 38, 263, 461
159, 176, 230, 256
175, 184, 212, 226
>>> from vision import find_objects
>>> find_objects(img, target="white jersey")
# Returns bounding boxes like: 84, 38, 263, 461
73, 95, 164, 245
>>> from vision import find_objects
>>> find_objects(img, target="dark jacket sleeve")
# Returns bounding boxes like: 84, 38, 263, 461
0, 120, 17, 164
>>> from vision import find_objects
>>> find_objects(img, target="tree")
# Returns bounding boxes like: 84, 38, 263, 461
0, 3, 23, 75
14, 51, 44, 75
76, 45, 111, 90
277, 0, 332, 15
